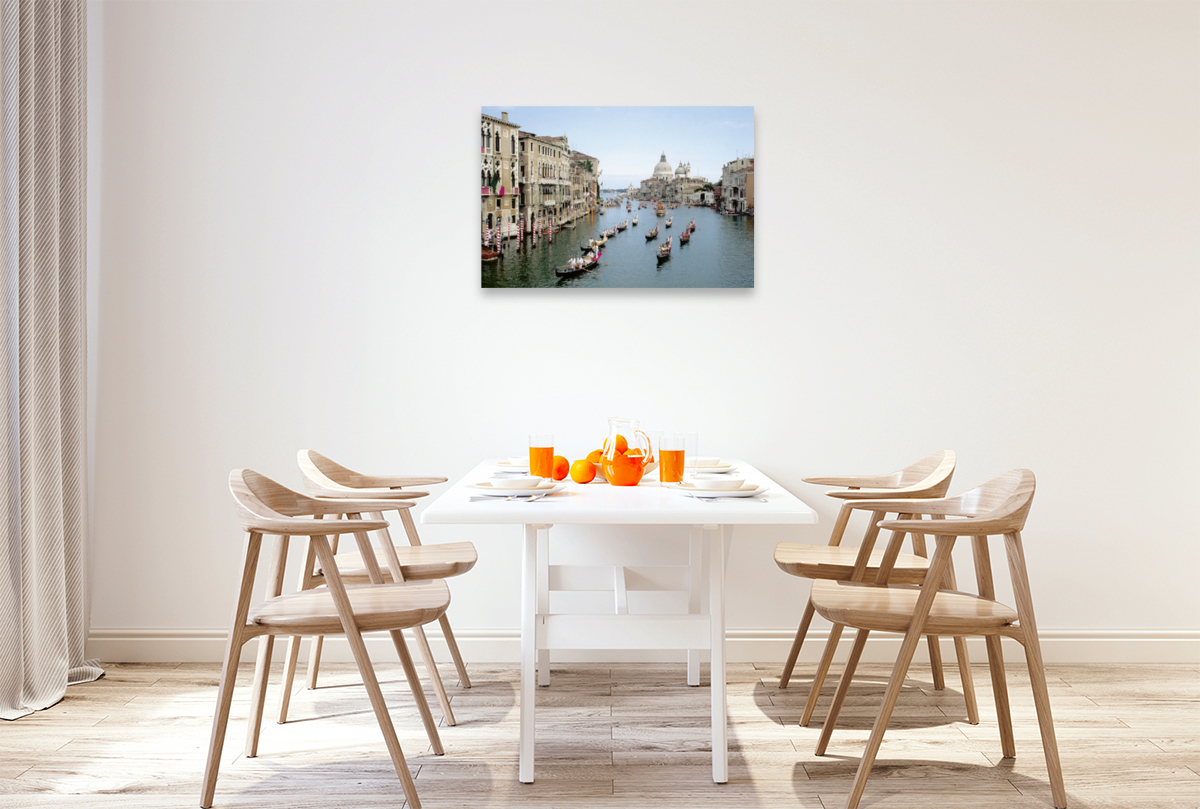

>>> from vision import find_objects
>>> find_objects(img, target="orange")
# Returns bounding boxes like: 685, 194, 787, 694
570, 459, 597, 484
586, 448, 604, 464
626, 448, 644, 456
602, 434, 629, 455
551, 455, 569, 481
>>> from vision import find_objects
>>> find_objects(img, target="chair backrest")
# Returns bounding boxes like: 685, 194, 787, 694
828, 450, 957, 502
296, 449, 445, 498
895, 450, 956, 488
874, 469, 1036, 537
940, 469, 1036, 534
230, 468, 318, 530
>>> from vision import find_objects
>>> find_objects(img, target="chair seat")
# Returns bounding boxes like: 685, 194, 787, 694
810, 579, 1018, 636
318, 541, 477, 583
249, 580, 451, 635
774, 542, 931, 585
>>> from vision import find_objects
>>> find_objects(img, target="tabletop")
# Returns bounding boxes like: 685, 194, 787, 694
420, 459, 819, 526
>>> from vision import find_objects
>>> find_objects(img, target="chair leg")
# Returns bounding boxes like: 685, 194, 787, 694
200, 632, 247, 808
244, 635, 275, 757
842, 625, 925, 809
389, 628, 445, 756
1006, 532, 1067, 808
779, 597, 816, 689
412, 623, 457, 726
953, 635, 979, 724
925, 634, 946, 690
305, 635, 325, 688
245, 534, 288, 756
439, 613, 472, 688
985, 634, 1015, 756
277, 634, 303, 724
201, 533, 262, 809
801, 622, 843, 726
311, 535, 424, 808
815, 628, 870, 755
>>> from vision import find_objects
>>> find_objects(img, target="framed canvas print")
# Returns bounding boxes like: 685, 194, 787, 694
481, 106, 754, 288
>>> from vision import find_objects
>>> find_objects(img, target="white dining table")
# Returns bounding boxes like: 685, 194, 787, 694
420, 459, 818, 784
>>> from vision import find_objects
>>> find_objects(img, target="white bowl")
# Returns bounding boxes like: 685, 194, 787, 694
498, 476, 543, 489
688, 457, 723, 468
691, 476, 745, 491
508, 456, 529, 466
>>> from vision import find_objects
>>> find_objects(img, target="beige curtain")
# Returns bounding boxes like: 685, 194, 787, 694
0, 0, 98, 721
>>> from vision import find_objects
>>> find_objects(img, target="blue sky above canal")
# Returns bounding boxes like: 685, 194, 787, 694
482, 106, 753, 191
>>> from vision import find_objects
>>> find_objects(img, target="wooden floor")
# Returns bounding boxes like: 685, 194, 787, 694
1, 659, 1197, 808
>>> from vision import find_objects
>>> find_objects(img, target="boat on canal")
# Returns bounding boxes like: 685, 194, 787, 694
616, 220, 627, 232
655, 202, 665, 216
557, 250, 601, 277
657, 237, 672, 263
665, 217, 673, 228
632, 216, 638, 226
645, 226, 658, 240
482, 247, 501, 262
679, 229, 690, 245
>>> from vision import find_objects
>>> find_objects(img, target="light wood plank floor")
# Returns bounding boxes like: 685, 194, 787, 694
1, 660, 1197, 808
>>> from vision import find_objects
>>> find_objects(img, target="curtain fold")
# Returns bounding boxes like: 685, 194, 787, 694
0, 0, 98, 721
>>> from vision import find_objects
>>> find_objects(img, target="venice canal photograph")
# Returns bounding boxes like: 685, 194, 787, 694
481, 106, 754, 288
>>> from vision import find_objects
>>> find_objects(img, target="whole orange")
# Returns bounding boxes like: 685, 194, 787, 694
586, 448, 604, 464
569, 459, 597, 484
551, 455, 569, 481
601, 434, 629, 455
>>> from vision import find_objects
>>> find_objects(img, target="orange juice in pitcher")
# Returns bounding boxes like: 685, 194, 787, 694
601, 417, 655, 486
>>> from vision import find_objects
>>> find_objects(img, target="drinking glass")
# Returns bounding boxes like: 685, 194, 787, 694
529, 433, 554, 478
658, 432, 686, 483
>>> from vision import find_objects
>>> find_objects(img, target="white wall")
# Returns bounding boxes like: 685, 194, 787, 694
87, 0, 1200, 663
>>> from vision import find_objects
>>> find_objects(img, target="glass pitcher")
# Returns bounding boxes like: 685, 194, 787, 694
601, 416, 656, 486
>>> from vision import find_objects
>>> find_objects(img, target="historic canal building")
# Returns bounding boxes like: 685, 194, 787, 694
481, 112, 520, 240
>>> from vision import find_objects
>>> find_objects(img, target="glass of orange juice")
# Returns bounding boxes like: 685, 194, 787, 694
659, 432, 686, 483
529, 433, 554, 478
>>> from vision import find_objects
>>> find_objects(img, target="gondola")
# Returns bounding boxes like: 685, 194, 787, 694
632, 216, 638, 226
482, 247, 501, 262
557, 250, 601, 277
616, 220, 627, 232
656, 237, 672, 263
665, 217, 673, 228
645, 227, 658, 240
679, 229, 690, 244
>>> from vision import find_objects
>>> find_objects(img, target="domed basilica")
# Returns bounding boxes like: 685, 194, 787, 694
637, 151, 706, 203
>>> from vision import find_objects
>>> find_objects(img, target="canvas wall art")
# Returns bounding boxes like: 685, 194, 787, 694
481, 106, 754, 289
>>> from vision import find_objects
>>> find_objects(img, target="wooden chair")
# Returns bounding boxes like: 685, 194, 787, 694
274, 450, 475, 728
775, 450, 978, 727
203, 469, 450, 809
809, 469, 1066, 809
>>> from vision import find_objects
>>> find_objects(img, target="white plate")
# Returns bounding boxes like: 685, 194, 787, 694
495, 460, 529, 471
688, 465, 737, 474
686, 458, 732, 470
472, 480, 564, 496
672, 483, 768, 498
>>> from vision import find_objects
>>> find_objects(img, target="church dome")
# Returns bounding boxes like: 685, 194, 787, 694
675, 162, 687, 177
652, 152, 673, 179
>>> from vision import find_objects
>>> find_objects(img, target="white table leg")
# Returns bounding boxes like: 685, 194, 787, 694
520, 524, 539, 783
688, 527, 703, 686
537, 526, 550, 687
710, 524, 730, 783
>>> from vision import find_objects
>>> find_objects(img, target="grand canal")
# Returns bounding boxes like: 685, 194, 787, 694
481, 194, 753, 288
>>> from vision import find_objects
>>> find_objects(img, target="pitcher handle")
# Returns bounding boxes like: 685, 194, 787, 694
635, 430, 655, 463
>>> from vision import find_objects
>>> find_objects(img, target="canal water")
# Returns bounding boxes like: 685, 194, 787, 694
481, 193, 753, 288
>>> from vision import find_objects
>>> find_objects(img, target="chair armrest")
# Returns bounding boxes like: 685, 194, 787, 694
803, 474, 898, 488
249, 517, 389, 536
840, 496, 956, 514
357, 474, 448, 488
310, 488, 429, 500
828, 486, 940, 501
308, 497, 416, 516
877, 516, 1009, 537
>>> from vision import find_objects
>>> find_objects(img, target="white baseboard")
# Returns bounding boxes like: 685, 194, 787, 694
88, 626, 1200, 665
